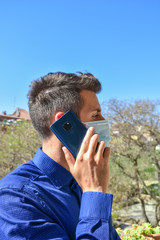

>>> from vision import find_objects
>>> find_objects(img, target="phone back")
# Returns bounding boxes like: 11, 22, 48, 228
50, 110, 87, 158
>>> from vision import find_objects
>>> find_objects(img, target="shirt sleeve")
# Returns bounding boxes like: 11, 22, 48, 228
76, 192, 121, 240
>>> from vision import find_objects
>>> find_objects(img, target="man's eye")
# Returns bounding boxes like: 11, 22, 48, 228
92, 115, 99, 118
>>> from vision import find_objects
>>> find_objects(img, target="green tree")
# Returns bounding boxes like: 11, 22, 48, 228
103, 99, 160, 224
0, 121, 40, 178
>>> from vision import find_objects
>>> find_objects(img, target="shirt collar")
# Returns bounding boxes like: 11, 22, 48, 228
32, 147, 73, 189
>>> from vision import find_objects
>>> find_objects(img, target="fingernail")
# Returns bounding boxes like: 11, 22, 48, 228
89, 127, 94, 131
62, 146, 66, 152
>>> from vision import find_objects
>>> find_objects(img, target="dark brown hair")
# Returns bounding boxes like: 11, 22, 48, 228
28, 72, 101, 140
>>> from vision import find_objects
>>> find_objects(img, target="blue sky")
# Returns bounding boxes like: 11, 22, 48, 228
0, 0, 160, 114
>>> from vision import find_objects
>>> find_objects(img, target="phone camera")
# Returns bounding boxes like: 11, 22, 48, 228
63, 122, 72, 131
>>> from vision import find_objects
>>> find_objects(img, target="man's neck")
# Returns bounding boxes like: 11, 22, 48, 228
42, 136, 70, 171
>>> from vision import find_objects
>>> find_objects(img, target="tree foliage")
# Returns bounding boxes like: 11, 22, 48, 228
103, 99, 160, 224
0, 121, 40, 178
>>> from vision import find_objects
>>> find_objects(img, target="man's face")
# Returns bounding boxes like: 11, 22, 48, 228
79, 90, 105, 122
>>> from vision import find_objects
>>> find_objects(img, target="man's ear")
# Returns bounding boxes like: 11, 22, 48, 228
55, 112, 64, 121
50, 112, 64, 126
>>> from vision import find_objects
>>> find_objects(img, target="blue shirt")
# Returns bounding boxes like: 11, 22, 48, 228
0, 147, 120, 240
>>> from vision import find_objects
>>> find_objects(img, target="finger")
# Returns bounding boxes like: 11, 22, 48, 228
87, 134, 99, 158
103, 147, 111, 164
96, 140, 106, 161
77, 127, 94, 157
62, 146, 75, 173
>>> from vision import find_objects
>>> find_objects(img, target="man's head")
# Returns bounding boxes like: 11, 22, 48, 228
28, 72, 101, 140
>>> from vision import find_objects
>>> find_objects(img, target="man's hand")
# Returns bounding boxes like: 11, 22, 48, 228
62, 127, 110, 193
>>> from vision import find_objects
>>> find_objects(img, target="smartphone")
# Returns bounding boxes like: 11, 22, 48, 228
50, 110, 87, 158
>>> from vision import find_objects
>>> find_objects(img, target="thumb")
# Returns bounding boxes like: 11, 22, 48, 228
62, 146, 75, 173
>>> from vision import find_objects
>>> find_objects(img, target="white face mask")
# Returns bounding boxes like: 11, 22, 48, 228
85, 119, 111, 147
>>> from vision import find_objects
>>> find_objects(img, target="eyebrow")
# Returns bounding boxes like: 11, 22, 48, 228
92, 107, 101, 112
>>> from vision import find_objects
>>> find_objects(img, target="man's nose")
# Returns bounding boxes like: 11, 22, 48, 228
100, 115, 105, 120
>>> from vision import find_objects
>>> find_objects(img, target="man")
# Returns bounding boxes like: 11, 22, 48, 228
0, 72, 120, 239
